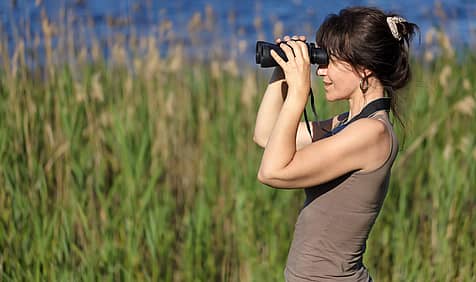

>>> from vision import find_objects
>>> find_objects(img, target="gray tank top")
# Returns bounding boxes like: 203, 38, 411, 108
285, 115, 398, 282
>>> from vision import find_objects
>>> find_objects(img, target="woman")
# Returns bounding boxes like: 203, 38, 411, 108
253, 7, 418, 281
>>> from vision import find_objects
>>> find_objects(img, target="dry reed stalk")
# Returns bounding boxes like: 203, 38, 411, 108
204, 5, 216, 32
11, 40, 25, 78
439, 65, 452, 89
453, 95, 475, 117
273, 21, 284, 39
41, 9, 57, 78
241, 72, 257, 109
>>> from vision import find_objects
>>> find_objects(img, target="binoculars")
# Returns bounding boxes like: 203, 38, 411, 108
255, 40, 328, 68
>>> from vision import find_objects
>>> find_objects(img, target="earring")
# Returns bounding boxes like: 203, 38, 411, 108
360, 76, 369, 94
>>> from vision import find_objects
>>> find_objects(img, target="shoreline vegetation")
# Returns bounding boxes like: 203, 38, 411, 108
1, 4, 475, 282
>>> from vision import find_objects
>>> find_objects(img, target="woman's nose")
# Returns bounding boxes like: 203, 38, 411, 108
316, 66, 327, 76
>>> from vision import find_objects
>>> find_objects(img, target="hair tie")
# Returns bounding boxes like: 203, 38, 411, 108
386, 16, 406, 40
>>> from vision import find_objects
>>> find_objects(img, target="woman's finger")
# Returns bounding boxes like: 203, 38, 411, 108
287, 40, 304, 62
295, 40, 310, 63
290, 35, 306, 42
279, 42, 296, 63
270, 49, 287, 68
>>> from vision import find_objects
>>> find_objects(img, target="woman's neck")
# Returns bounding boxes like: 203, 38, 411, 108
348, 85, 384, 120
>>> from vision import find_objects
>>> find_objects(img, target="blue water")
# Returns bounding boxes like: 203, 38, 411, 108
1, 0, 476, 65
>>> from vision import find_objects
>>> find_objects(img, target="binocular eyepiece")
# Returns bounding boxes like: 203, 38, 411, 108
255, 40, 328, 68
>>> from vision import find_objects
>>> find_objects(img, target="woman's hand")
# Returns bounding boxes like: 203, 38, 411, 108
271, 35, 311, 101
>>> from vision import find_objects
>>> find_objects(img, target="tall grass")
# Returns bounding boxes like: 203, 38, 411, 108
0, 5, 475, 282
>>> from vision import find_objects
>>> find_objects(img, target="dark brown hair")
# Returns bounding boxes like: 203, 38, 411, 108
316, 6, 419, 125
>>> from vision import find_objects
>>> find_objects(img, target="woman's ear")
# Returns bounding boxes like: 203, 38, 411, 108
358, 68, 373, 79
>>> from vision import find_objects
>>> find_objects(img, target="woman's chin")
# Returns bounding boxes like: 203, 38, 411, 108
325, 93, 338, 102
325, 91, 347, 102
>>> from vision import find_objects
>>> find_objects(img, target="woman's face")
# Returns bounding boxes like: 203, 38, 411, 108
316, 57, 362, 101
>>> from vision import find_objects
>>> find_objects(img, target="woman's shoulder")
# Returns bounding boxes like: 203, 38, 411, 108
346, 116, 389, 138
340, 116, 392, 172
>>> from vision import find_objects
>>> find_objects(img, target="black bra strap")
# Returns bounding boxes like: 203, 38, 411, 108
325, 97, 391, 137
349, 97, 391, 123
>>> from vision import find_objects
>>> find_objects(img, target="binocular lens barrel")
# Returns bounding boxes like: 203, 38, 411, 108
255, 41, 328, 68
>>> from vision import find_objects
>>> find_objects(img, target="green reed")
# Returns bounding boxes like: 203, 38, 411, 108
0, 6, 475, 282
